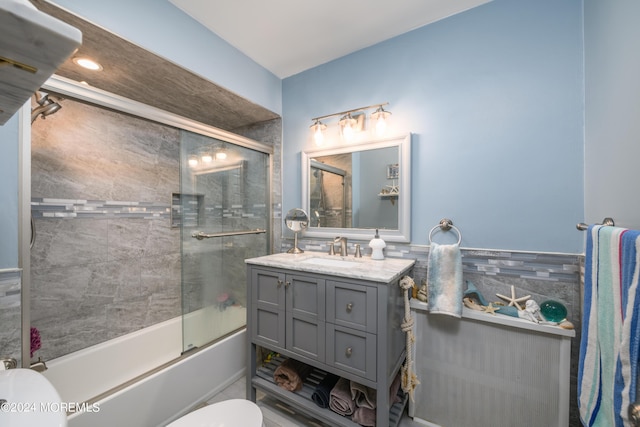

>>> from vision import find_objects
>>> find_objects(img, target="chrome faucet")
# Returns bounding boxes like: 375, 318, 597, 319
334, 236, 348, 256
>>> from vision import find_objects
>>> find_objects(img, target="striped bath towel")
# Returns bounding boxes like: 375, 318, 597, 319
578, 225, 640, 427
614, 229, 640, 426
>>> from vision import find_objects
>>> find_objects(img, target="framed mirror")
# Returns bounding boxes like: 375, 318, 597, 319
302, 134, 411, 243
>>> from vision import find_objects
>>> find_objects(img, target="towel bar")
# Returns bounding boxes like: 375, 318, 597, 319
576, 217, 615, 231
428, 218, 462, 245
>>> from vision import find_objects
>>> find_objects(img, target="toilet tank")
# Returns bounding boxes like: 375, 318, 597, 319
409, 301, 574, 427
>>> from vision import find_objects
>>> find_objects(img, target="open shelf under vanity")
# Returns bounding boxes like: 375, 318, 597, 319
253, 354, 407, 427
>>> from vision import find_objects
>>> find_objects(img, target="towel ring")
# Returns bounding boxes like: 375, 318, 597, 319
429, 218, 462, 245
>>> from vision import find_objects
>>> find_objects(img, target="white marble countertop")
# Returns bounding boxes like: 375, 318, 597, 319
245, 251, 415, 283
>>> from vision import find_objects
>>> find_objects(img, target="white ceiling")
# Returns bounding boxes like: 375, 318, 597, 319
169, 0, 492, 79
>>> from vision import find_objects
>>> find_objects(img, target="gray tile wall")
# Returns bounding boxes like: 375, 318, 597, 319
31, 100, 183, 362
0, 269, 22, 365
232, 118, 283, 253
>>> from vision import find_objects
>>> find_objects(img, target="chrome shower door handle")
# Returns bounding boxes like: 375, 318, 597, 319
30, 214, 36, 249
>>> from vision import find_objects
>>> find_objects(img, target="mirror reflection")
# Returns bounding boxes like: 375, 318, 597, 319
302, 134, 411, 243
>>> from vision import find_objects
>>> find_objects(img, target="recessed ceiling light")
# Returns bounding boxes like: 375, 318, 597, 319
72, 57, 103, 71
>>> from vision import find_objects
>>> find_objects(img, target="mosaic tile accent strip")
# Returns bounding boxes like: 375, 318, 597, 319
285, 238, 581, 284
462, 249, 581, 283
32, 198, 170, 220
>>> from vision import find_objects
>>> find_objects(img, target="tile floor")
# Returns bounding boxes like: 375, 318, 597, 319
206, 376, 425, 427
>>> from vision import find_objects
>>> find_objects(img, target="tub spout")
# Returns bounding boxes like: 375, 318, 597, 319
30, 357, 48, 372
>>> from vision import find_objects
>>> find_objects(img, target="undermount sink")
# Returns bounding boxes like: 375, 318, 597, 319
0, 368, 67, 427
300, 257, 361, 268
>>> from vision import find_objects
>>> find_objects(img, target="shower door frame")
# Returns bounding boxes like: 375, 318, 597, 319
18, 74, 274, 367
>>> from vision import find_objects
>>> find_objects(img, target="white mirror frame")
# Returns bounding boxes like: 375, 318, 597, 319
301, 133, 411, 243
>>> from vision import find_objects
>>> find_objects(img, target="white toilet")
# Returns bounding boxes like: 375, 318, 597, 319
166, 399, 264, 427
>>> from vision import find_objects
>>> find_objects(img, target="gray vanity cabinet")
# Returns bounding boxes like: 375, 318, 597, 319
250, 267, 326, 361
246, 253, 415, 427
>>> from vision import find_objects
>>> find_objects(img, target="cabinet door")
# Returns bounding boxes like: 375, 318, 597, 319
285, 273, 326, 362
251, 268, 286, 349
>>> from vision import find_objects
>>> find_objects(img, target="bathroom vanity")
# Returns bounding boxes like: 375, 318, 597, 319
245, 252, 415, 427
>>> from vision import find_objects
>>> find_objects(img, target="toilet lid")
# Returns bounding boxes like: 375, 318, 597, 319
167, 399, 263, 427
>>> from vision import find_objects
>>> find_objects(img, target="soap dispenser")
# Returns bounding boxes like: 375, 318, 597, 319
369, 229, 386, 260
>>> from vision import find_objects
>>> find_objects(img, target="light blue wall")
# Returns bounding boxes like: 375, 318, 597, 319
283, 0, 585, 253
0, 116, 19, 268
50, 0, 282, 115
584, 0, 640, 230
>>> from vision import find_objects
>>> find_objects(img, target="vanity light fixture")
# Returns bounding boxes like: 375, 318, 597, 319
310, 119, 327, 146
72, 56, 103, 71
201, 152, 213, 163
215, 144, 228, 160
371, 105, 392, 136
309, 102, 391, 143
338, 113, 357, 142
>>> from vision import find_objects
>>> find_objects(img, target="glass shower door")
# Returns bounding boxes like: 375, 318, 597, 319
179, 131, 270, 351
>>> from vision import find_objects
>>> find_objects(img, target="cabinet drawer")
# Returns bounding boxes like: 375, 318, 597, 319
326, 280, 377, 333
326, 324, 376, 381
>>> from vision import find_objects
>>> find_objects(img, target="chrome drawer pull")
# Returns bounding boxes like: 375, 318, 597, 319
285, 281, 291, 288
345, 347, 352, 357
277, 279, 284, 287
346, 303, 353, 312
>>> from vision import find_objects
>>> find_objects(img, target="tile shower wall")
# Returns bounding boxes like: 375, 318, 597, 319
286, 237, 583, 427
30, 99, 182, 362
232, 118, 283, 253
0, 269, 22, 364
29, 98, 283, 363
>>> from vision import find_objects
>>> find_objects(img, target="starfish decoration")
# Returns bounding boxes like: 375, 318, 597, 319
483, 303, 499, 315
385, 180, 399, 195
496, 285, 531, 310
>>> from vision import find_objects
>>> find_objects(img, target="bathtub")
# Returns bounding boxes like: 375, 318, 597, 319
42, 307, 247, 427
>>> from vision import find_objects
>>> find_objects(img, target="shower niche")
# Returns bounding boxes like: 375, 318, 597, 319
171, 193, 204, 228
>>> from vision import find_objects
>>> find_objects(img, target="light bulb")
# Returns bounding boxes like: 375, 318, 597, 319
343, 122, 355, 141
201, 153, 213, 163
216, 151, 227, 160
72, 57, 103, 71
188, 155, 198, 168
310, 120, 326, 146
371, 106, 391, 136
314, 127, 324, 145
339, 114, 357, 142
375, 116, 387, 135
